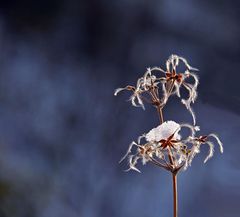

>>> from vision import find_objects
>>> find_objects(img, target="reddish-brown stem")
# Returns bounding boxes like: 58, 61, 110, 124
156, 105, 164, 124
155, 85, 178, 217
156, 105, 174, 166
172, 173, 178, 217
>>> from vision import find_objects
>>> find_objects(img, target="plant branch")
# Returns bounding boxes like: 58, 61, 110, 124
150, 158, 171, 171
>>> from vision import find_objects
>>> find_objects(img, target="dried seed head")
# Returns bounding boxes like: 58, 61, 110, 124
115, 55, 223, 173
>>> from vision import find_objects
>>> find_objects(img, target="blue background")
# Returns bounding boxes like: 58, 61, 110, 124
0, 0, 239, 217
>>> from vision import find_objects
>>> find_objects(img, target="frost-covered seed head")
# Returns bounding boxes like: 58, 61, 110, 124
115, 55, 223, 174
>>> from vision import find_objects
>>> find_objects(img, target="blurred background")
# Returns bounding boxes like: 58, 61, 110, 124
0, 0, 239, 217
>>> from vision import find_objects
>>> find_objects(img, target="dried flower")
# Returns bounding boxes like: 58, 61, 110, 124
119, 121, 223, 173
114, 54, 223, 217
114, 55, 199, 124
187, 133, 224, 165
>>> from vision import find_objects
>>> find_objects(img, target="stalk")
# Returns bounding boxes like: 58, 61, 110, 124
156, 103, 178, 217
157, 106, 164, 124
172, 173, 178, 217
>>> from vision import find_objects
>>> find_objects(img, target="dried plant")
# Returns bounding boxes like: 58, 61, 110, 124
114, 55, 223, 217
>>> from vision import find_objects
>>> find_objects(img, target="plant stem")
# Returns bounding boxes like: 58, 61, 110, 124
172, 173, 178, 217
157, 106, 164, 124
156, 103, 178, 217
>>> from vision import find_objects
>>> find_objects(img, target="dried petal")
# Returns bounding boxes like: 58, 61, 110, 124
180, 123, 199, 137
114, 87, 126, 96
204, 141, 214, 163
181, 99, 196, 125
119, 141, 138, 163
208, 133, 224, 153
125, 155, 141, 173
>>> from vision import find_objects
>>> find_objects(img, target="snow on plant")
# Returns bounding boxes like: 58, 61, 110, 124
114, 55, 223, 217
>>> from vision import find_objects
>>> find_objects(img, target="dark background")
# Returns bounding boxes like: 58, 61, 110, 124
0, 0, 239, 217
